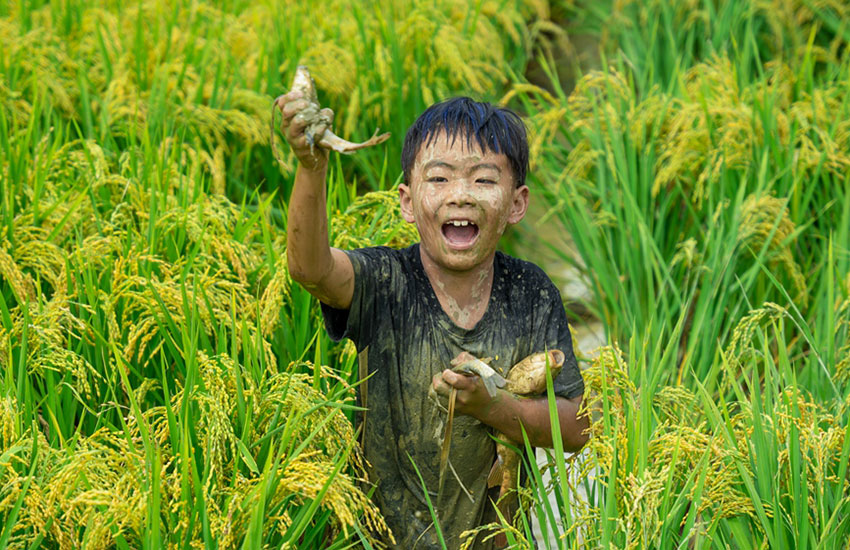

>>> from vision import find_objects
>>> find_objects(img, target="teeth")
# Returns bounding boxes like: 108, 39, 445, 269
449, 220, 470, 227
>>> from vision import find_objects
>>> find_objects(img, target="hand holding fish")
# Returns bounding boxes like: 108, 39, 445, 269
431, 369, 497, 415
275, 89, 334, 172
272, 66, 390, 172
430, 352, 507, 417
432, 350, 569, 531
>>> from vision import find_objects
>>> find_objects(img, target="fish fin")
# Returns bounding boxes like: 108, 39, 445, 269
480, 371, 507, 396
481, 373, 507, 397
487, 456, 503, 488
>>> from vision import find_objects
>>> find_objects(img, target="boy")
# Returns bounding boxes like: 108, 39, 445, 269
277, 93, 588, 549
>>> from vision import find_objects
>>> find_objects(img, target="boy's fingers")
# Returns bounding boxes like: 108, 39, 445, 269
285, 112, 313, 143
442, 369, 478, 391
275, 90, 302, 109
282, 98, 310, 119
432, 372, 450, 396
303, 109, 333, 141
428, 384, 449, 412
274, 94, 288, 110
310, 122, 329, 141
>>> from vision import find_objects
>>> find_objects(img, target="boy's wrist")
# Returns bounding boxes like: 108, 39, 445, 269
297, 156, 328, 175
294, 161, 329, 188
475, 389, 515, 426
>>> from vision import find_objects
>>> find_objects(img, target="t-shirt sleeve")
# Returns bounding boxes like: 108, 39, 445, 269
537, 277, 585, 400
320, 247, 396, 350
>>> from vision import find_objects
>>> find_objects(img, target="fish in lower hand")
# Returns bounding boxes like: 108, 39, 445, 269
488, 350, 565, 526
435, 350, 564, 529
449, 351, 507, 397
272, 66, 390, 160
435, 352, 507, 511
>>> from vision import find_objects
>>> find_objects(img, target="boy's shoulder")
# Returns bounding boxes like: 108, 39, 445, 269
345, 244, 418, 274
343, 244, 423, 293
496, 251, 558, 289
495, 251, 564, 313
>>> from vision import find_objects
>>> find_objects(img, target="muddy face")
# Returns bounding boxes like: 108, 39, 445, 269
398, 132, 529, 275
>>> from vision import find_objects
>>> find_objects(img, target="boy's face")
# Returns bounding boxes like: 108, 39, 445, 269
398, 132, 529, 274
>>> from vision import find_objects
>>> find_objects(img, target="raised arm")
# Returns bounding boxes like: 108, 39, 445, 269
276, 92, 354, 310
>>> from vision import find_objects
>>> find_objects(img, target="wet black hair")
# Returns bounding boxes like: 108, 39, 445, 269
401, 97, 529, 188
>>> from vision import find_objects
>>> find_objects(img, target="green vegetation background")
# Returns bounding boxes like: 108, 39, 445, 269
1, 0, 849, 548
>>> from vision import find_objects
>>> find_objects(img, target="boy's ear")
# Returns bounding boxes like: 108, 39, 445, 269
507, 185, 530, 224
398, 183, 416, 223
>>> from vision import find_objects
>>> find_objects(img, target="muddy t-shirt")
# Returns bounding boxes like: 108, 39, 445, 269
321, 243, 583, 549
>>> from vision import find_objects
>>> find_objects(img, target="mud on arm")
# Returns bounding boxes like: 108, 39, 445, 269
277, 93, 354, 309
436, 370, 589, 452
483, 393, 589, 452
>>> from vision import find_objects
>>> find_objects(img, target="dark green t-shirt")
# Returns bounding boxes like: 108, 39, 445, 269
321, 244, 584, 549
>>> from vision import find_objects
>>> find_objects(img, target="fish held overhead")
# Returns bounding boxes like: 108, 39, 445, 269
279, 66, 391, 154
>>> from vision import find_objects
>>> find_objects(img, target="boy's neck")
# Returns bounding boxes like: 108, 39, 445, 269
419, 246, 495, 330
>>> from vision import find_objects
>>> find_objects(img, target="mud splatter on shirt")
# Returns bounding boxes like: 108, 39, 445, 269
321, 244, 583, 549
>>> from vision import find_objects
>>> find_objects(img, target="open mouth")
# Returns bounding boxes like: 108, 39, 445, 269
441, 219, 479, 248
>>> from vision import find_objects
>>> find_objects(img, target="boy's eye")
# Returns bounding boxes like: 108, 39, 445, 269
477, 178, 496, 184
427, 176, 447, 182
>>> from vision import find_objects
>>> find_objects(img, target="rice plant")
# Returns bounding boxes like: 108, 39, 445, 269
502, 1, 850, 548
2, 0, 850, 547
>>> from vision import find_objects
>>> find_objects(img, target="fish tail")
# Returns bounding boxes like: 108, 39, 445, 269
270, 97, 288, 171
319, 128, 391, 153
487, 455, 503, 488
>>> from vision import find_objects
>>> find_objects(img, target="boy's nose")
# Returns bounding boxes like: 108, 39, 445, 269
445, 178, 475, 206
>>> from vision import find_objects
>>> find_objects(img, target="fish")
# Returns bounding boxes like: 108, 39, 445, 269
450, 351, 507, 397
271, 66, 390, 163
488, 350, 565, 527
436, 352, 507, 511
435, 350, 564, 524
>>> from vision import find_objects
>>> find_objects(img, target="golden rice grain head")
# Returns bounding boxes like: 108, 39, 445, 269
259, 254, 292, 337
568, 69, 632, 125
835, 335, 850, 385
301, 42, 358, 100
737, 194, 807, 306
0, 395, 20, 449
0, 242, 35, 303
670, 238, 700, 271
726, 301, 790, 359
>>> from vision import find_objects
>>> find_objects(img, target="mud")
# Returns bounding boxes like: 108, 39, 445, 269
399, 132, 529, 329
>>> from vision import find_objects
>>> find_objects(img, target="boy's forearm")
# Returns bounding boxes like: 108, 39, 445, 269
477, 393, 589, 452
286, 163, 333, 284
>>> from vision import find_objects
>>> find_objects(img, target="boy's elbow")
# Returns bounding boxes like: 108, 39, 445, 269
289, 266, 326, 295
562, 424, 589, 453
559, 397, 590, 453
287, 247, 335, 287
288, 264, 311, 286
287, 250, 320, 286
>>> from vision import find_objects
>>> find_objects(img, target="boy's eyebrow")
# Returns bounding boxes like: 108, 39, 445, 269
468, 162, 502, 174
422, 160, 455, 171
421, 160, 503, 173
